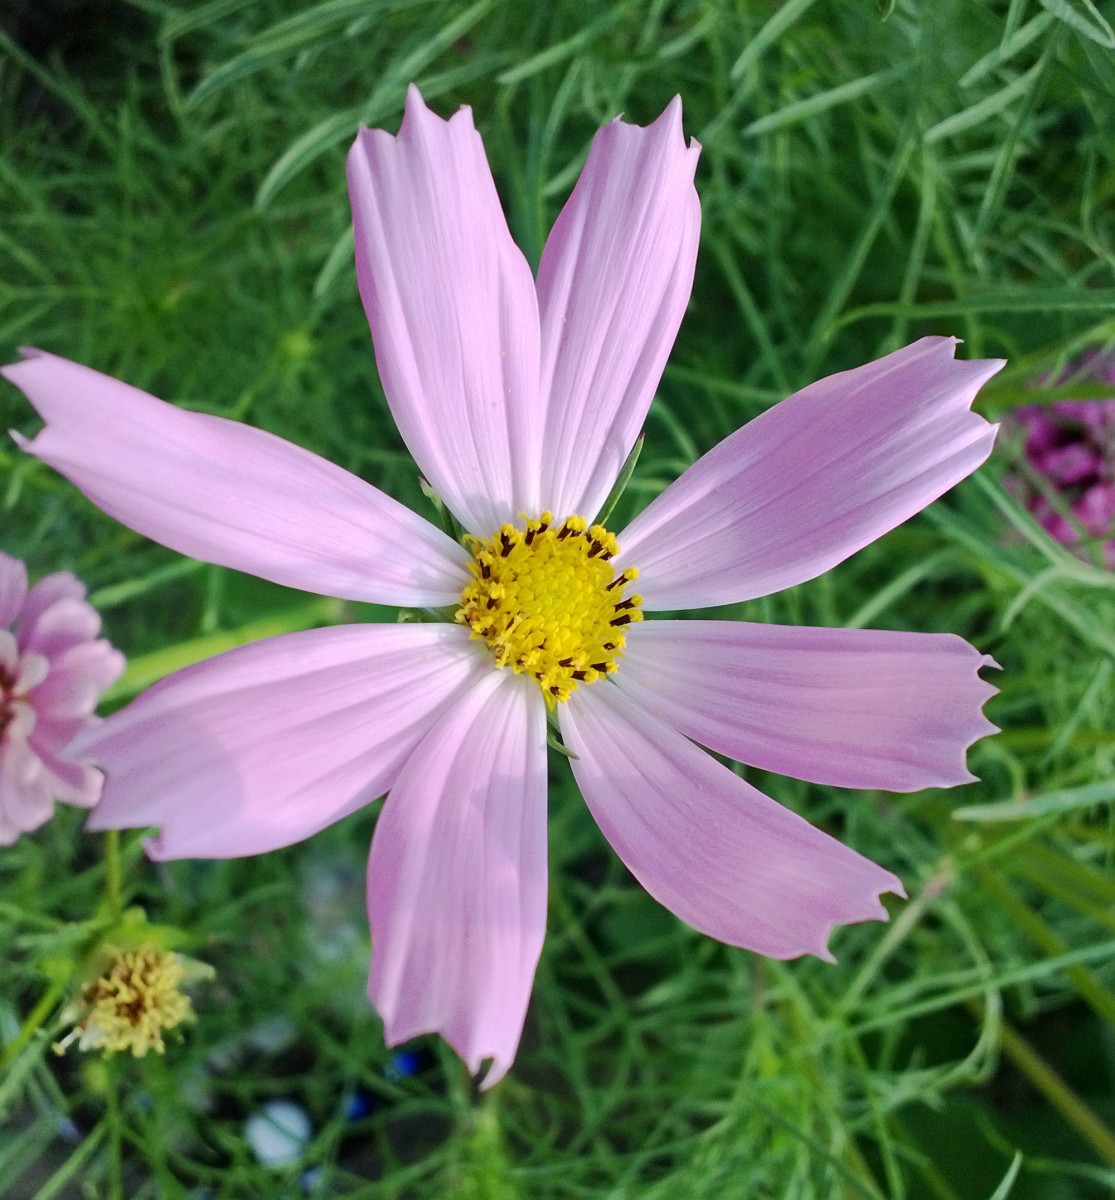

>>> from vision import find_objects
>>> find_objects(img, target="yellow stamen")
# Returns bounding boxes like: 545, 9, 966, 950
54, 946, 196, 1058
456, 512, 643, 706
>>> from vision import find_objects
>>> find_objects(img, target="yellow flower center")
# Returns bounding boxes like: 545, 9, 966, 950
66, 946, 194, 1058
456, 513, 642, 705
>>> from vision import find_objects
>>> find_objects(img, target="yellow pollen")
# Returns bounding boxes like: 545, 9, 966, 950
57, 946, 195, 1058
456, 512, 643, 706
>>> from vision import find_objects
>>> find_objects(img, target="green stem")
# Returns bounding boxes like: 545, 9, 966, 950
0, 978, 65, 1068
105, 1059, 124, 1200
997, 1018, 1115, 1167
105, 829, 123, 920
968, 998, 1115, 1167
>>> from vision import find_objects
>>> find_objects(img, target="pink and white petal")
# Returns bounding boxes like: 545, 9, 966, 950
29, 639, 126, 719
0, 629, 18, 674
4, 350, 468, 607
81, 624, 489, 859
0, 804, 23, 847
368, 668, 547, 1088
15, 572, 88, 649
617, 621, 998, 792
0, 742, 54, 843
347, 86, 542, 535
537, 98, 700, 522
559, 683, 903, 961
26, 738, 104, 808
17, 595, 100, 660
0, 552, 28, 628
4, 700, 36, 742
617, 338, 1004, 609
20, 715, 107, 808
13, 651, 49, 694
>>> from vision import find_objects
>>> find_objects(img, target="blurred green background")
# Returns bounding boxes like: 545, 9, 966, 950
1, 1, 1114, 1196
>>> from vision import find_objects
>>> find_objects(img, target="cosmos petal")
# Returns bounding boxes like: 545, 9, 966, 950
368, 668, 547, 1088
618, 621, 998, 791
560, 682, 903, 960
82, 624, 487, 859
537, 97, 700, 522
617, 338, 1004, 609
4, 349, 468, 607
348, 85, 542, 535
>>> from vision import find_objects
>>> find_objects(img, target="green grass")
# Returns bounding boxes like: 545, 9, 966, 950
2, 0, 1114, 1196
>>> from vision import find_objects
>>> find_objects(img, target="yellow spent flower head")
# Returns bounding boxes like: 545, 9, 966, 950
54, 945, 209, 1058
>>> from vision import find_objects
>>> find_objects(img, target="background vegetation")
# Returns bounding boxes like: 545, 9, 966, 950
1, 0, 1114, 1195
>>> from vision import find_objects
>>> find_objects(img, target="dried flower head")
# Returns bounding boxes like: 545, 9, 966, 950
54, 945, 208, 1058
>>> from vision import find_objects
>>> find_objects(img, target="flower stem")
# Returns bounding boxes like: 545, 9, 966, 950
997, 1016, 1115, 1167
0, 978, 65, 1069
105, 1060, 124, 1200
105, 829, 122, 921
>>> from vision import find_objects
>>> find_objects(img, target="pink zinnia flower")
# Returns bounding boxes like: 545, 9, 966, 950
0, 552, 124, 844
3, 89, 1002, 1084
1009, 355, 1115, 565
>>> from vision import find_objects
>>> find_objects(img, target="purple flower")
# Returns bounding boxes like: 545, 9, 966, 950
3, 89, 1002, 1084
0, 552, 124, 844
1010, 357, 1115, 565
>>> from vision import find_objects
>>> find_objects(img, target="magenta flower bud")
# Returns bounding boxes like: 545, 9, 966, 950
0, 553, 124, 843
1008, 356, 1115, 564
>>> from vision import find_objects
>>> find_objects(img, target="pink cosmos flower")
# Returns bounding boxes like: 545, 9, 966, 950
3, 88, 1003, 1085
0, 552, 124, 844
1009, 355, 1115, 566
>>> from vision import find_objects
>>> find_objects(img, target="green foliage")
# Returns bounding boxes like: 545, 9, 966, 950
1, 0, 1113, 1195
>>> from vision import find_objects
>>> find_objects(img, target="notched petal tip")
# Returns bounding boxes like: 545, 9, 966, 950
812, 872, 906, 964
603, 94, 697, 159
478, 1054, 512, 1091
398, 83, 475, 139
374, 991, 516, 1092
959, 652, 1001, 764
653, 94, 700, 153
381, 1014, 510, 1090
930, 334, 1007, 392
2, 347, 47, 382
141, 833, 172, 862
